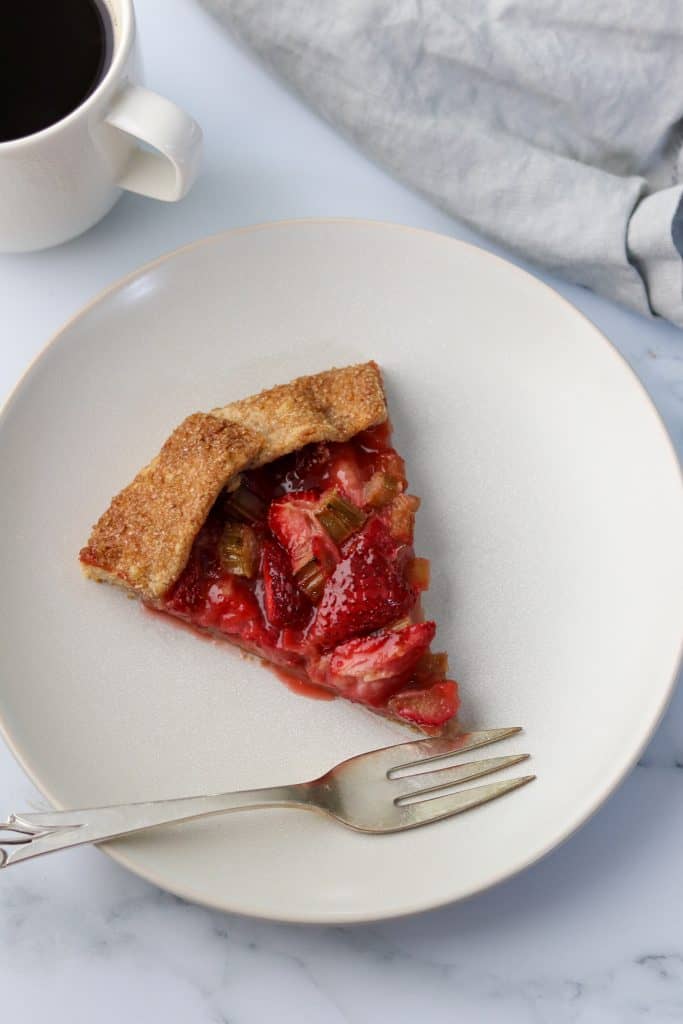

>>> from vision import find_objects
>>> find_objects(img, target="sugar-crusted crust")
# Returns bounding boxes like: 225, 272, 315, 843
80, 413, 263, 599
80, 363, 387, 599
214, 360, 387, 464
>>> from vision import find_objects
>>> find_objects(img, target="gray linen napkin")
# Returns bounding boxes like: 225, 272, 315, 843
201, 0, 683, 326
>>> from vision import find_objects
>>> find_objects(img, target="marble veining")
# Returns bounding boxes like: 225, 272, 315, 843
0, 0, 682, 1020
1, 764, 682, 1024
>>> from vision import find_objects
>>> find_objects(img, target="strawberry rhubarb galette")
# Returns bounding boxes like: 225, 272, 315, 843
80, 363, 459, 733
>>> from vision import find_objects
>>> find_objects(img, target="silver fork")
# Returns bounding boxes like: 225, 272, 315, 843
0, 728, 533, 868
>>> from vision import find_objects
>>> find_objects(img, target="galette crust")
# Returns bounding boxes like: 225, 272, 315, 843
80, 362, 387, 599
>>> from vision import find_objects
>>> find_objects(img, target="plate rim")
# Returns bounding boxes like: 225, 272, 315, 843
1, 217, 682, 924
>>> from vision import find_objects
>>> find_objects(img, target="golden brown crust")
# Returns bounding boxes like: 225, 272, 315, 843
213, 361, 387, 465
80, 363, 387, 599
80, 413, 263, 598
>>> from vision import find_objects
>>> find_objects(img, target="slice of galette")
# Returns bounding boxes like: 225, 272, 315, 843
80, 362, 459, 733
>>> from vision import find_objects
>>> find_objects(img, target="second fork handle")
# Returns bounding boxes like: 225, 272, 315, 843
0, 783, 315, 868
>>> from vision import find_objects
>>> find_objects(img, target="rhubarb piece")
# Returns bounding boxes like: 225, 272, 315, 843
224, 484, 266, 524
295, 558, 326, 604
218, 522, 259, 578
316, 491, 366, 544
364, 471, 401, 508
407, 557, 431, 591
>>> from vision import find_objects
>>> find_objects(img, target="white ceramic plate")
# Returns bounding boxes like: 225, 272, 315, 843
1, 220, 682, 923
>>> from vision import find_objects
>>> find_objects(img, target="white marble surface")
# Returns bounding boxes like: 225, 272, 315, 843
1, 1, 682, 1020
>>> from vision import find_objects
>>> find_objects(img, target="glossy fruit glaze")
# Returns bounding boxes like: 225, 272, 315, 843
160, 422, 459, 731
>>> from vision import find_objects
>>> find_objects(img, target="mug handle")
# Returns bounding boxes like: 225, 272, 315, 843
105, 84, 202, 202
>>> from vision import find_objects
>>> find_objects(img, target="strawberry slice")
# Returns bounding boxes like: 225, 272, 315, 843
327, 445, 367, 505
165, 521, 221, 613
387, 680, 460, 729
261, 540, 311, 629
319, 621, 436, 705
268, 490, 340, 576
328, 435, 407, 508
328, 622, 435, 684
331, 457, 366, 506
288, 442, 333, 491
310, 520, 414, 648
210, 576, 269, 640
268, 491, 324, 573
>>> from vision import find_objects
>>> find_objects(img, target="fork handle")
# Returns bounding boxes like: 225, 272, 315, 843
0, 783, 313, 868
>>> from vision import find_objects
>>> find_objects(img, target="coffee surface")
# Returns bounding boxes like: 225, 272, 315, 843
0, 0, 113, 143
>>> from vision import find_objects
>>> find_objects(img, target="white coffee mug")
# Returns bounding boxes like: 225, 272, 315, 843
0, 0, 202, 253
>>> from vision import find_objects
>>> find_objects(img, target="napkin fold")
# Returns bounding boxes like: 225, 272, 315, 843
201, 0, 683, 326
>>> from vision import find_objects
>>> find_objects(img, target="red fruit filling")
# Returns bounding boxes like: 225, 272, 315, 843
310, 518, 414, 648
160, 422, 459, 731
261, 540, 311, 629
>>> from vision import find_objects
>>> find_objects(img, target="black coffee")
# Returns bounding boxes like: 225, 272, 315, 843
0, 0, 113, 143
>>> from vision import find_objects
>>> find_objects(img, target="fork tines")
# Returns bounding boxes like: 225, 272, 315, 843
384, 728, 534, 828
